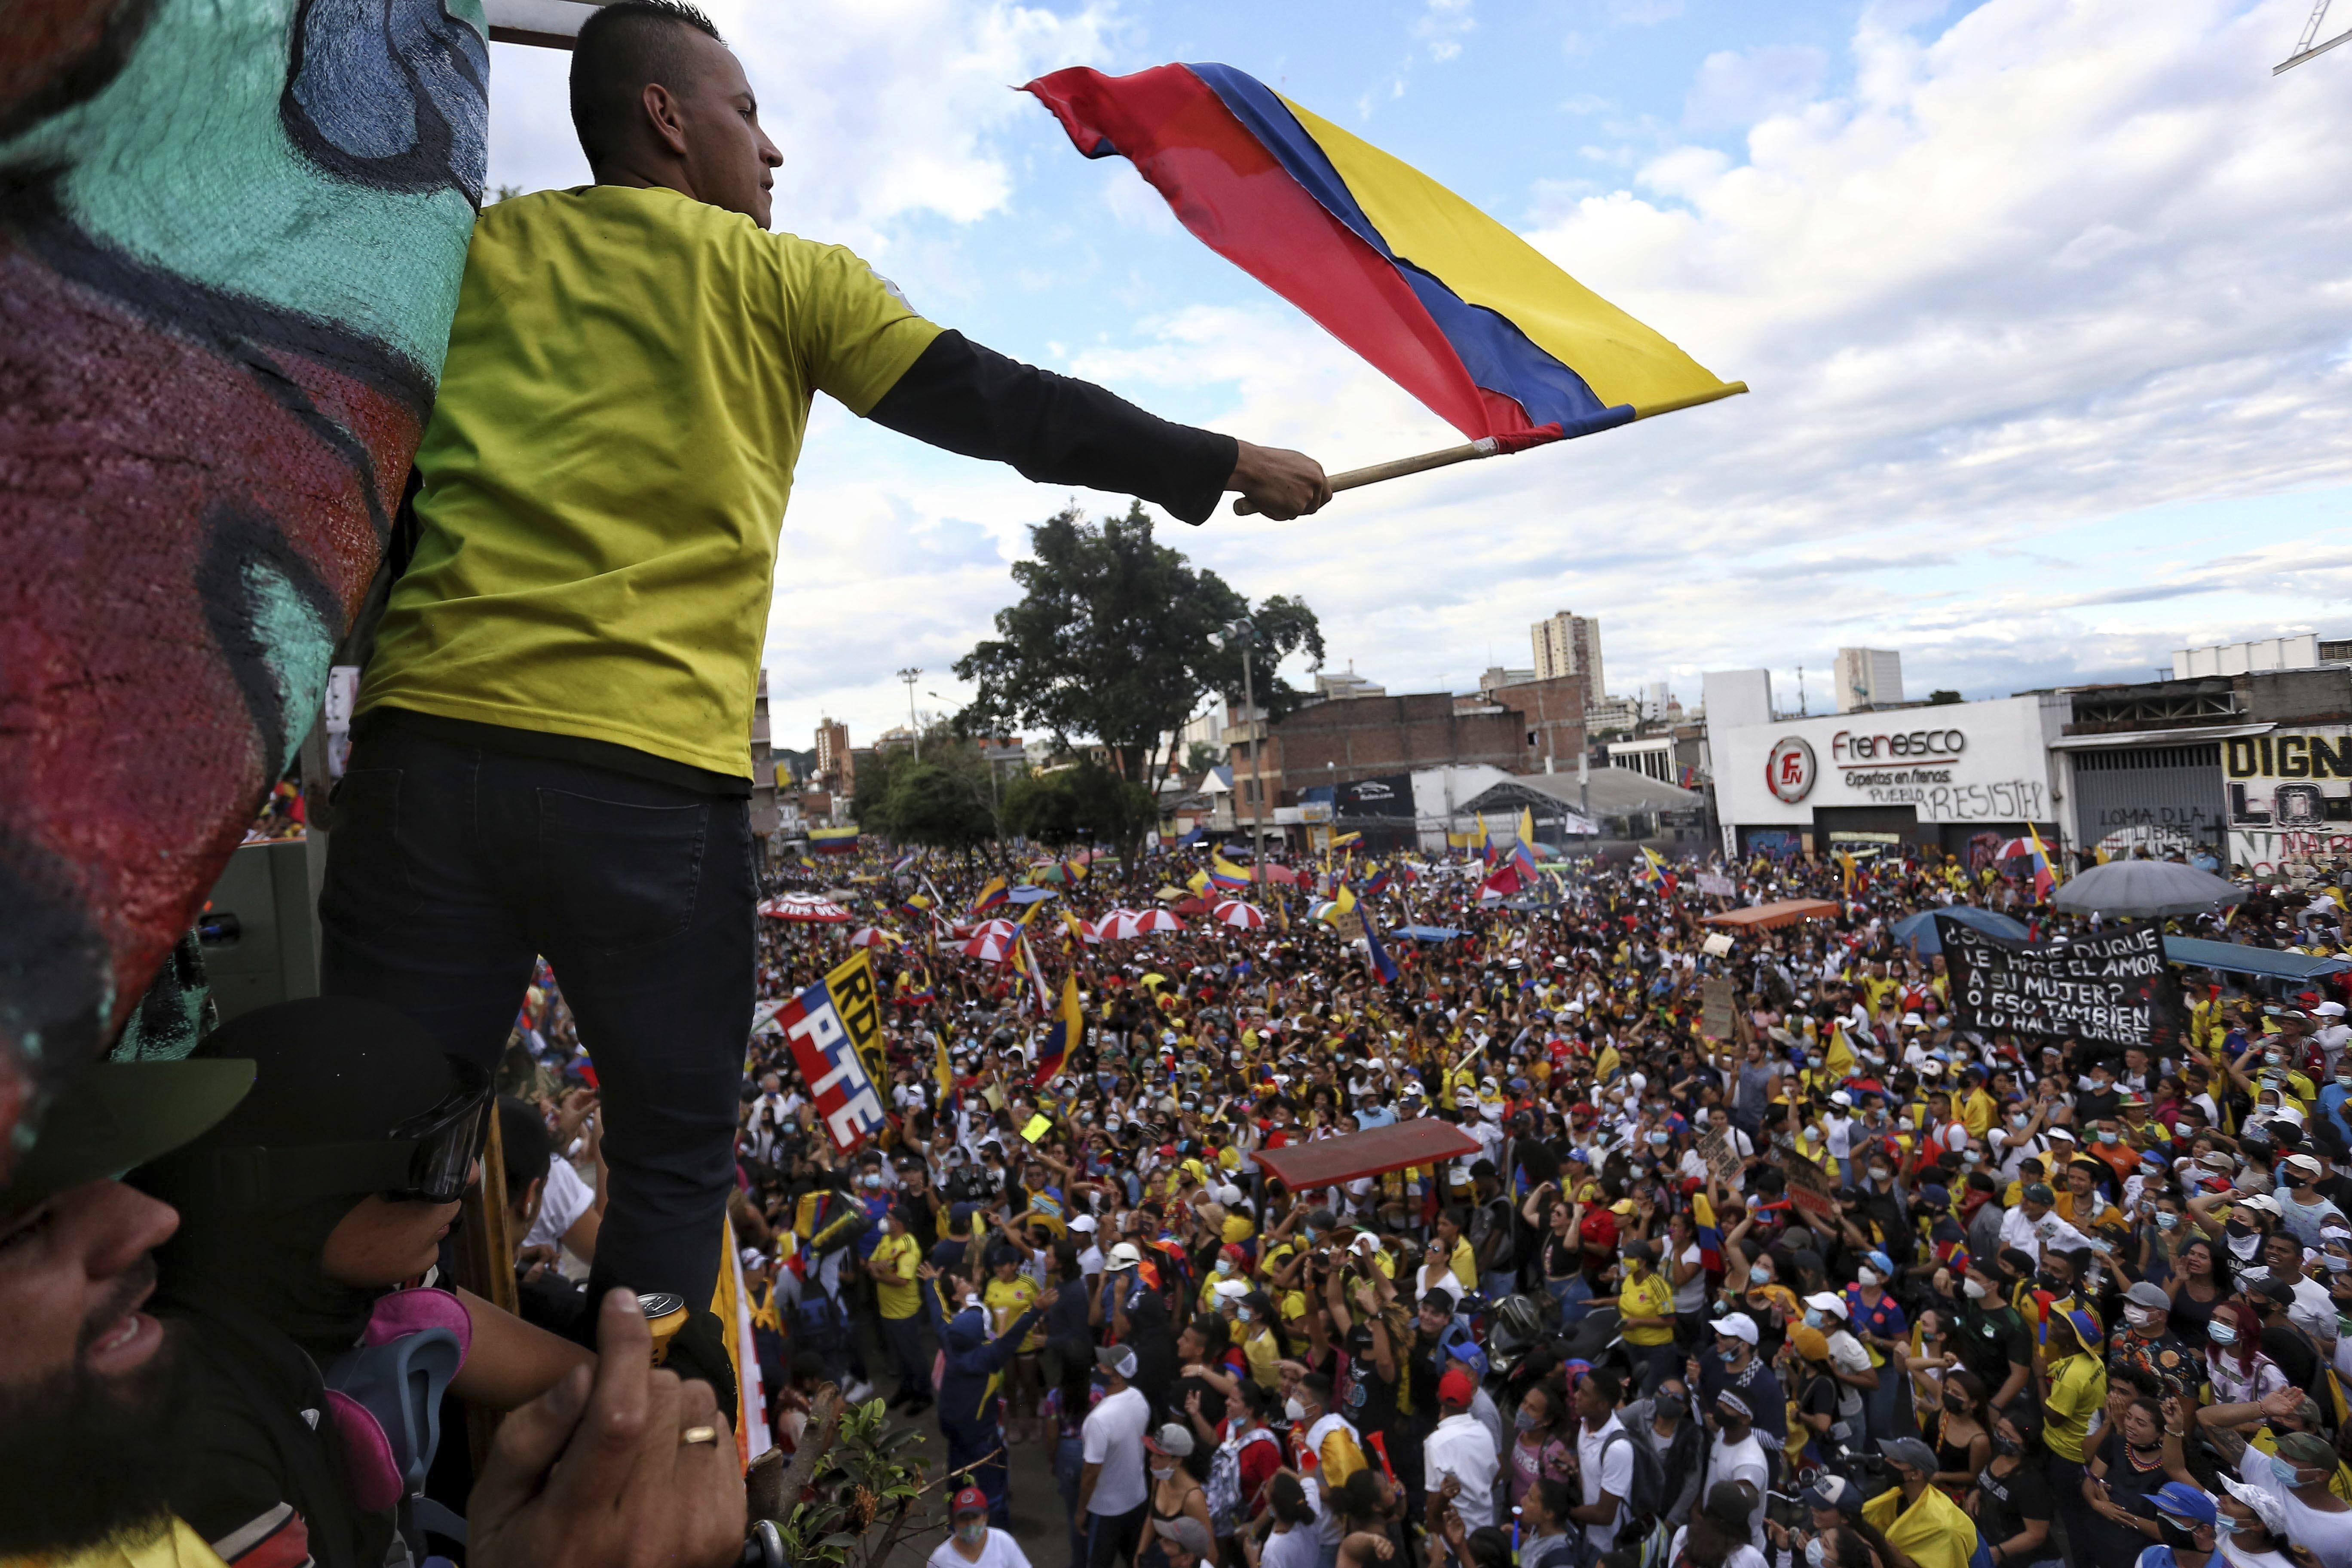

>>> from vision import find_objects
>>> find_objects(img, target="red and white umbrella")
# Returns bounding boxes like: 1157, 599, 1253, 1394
847, 925, 900, 949
1102, 906, 1185, 940
1210, 898, 1266, 930
959, 918, 1020, 963
759, 893, 851, 923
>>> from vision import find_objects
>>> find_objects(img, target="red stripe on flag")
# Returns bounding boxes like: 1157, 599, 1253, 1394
1025, 64, 1531, 442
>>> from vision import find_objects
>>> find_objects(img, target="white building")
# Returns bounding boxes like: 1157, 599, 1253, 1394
1833, 648, 1904, 713
2172, 634, 2322, 679
1711, 694, 2067, 863
1702, 670, 1773, 732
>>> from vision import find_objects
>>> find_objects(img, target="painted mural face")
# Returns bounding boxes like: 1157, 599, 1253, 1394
0, 0, 488, 1174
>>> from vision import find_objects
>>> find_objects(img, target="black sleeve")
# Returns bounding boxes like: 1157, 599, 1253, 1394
865, 329, 1239, 525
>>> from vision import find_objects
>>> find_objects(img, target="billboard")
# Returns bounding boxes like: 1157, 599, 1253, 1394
1714, 696, 2060, 829
2225, 727, 2352, 877
1334, 773, 1415, 821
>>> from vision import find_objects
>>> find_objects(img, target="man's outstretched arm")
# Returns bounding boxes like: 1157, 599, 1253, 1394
866, 330, 1331, 522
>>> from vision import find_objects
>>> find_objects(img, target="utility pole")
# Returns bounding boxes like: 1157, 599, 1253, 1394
1224, 618, 1266, 882
897, 667, 921, 762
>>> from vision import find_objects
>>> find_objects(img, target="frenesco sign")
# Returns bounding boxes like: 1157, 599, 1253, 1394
1831, 727, 1966, 767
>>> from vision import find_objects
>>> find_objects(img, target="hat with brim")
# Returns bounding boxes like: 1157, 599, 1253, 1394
1877, 1436, 1941, 1475
1, 1060, 257, 1225
2220, 1476, 2288, 1535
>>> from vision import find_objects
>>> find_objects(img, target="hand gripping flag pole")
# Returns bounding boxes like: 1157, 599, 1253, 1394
1024, 64, 1746, 514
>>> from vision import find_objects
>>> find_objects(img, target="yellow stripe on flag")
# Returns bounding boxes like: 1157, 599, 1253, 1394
1277, 95, 1746, 420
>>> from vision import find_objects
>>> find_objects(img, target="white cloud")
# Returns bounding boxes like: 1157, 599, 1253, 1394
486, 0, 1119, 257
1683, 44, 1829, 130
998, 0, 2352, 718
1415, 0, 1477, 62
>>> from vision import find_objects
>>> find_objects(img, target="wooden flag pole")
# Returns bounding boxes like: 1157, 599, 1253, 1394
1233, 435, 1500, 515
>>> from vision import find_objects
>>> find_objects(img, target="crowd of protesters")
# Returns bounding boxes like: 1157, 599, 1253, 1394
581, 831, 2347, 1568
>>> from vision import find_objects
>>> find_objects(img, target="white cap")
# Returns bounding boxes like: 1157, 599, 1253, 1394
1069, 1214, 1098, 1234
1829, 1091, 1853, 1108
2319, 1001, 2347, 1018
1902, 1012, 1925, 1028
1714, 1312, 1759, 1345
1106, 1242, 1143, 1270
1803, 1292, 1849, 1320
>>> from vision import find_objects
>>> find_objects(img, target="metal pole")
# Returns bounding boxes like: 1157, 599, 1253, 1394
1243, 632, 1266, 882
897, 667, 922, 762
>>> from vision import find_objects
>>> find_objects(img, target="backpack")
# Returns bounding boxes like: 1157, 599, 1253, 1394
1206, 1427, 1280, 1534
1601, 1429, 1669, 1525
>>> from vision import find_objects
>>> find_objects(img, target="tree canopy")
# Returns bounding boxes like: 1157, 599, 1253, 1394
953, 504, 1323, 813
850, 732, 1003, 859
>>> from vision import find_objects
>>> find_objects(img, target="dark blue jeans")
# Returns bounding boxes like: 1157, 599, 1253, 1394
318, 720, 754, 1315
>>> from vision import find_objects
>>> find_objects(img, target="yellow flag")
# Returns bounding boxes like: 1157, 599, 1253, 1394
1593, 1043, 1621, 1083
1517, 806, 1537, 851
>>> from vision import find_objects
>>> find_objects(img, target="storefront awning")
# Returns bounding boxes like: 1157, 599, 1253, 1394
2162, 937, 2352, 981
2049, 723, 2273, 750
1702, 898, 1841, 931
1256, 1120, 1482, 1191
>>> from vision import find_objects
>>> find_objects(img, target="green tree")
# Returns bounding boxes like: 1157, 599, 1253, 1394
1928, 689, 1964, 705
1183, 740, 1224, 775
998, 761, 1153, 851
954, 503, 1323, 853
879, 759, 996, 856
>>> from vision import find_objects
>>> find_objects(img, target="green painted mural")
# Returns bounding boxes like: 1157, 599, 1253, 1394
0, 0, 489, 1175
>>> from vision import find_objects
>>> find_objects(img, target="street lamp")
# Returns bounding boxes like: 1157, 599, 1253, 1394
1219, 618, 1265, 881
896, 667, 921, 762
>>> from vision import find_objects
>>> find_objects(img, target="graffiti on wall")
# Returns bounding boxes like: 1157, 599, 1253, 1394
2224, 728, 2352, 878
0, 0, 488, 1173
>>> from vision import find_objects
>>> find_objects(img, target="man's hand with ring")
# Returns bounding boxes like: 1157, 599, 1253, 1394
469, 1288, 747, 1568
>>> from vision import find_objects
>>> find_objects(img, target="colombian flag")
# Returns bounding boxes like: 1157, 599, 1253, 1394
970, 876, 1009, 915
1208, 856, 1253, 889
1034, 973, 1083, 1087
1025, 65, 1744, 461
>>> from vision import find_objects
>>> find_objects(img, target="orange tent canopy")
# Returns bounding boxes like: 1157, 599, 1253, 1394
1701, 898, 1841, 931
1256, 1120, 1482, 1192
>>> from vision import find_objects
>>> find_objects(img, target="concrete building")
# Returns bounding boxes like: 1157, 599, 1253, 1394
1834, 648, 1904, 713
1315, 665, 1386, 701
1242, 691, 1528, 815
1485, 673, 1589, 774
1531, 611, 1605, 698
1607, 735, 1679, 784
1586, 693, 1641, 735
1702, 670, 1774, 732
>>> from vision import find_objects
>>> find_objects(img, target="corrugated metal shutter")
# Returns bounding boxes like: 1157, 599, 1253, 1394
2070, 744, 2223, 850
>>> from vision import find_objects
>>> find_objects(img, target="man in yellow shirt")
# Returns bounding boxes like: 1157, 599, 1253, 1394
2039, 1306, 2107, 1554
869, 1207, 928, 1414
315, 0, 1328, 1387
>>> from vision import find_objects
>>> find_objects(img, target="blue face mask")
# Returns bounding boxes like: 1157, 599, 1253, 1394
1804, 1309, 1826, 1329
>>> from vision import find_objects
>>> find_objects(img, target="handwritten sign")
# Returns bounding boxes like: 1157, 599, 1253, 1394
1702, 977, 1736, 1041
1783, 1153, 1837, 1221
1698, 1128, 1743, 1186
1697, 871, 1736, 899
1938, 917, 2183, 1049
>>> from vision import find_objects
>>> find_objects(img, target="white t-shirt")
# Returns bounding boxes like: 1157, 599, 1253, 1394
522, 1155, 595, 1254
1668, 1531, 1767, 1568
1575, 1414, 1635, 1552
1082, 1385, 1152, 1517
2241, 1448, 2352, 1568
1707, 1430, 1769, 1546
1427, 1411, 1501, 1530
1261, 1523, 1323, 1568
927, 1529, 1033, 1568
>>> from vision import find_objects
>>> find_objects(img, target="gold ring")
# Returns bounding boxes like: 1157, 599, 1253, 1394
680, 1426, 720, 1446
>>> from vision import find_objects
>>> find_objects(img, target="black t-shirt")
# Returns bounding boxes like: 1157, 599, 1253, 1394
1954, 1302, 2033, 1391
2262, 1320, 2320, 1392
1341, 1344, 1402, 1446
1975, 1456, 2052, 1552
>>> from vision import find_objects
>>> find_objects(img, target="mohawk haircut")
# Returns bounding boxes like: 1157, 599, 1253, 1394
569, 0, 726, 168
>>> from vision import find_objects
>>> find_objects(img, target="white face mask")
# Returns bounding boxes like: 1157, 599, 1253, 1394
1964, 1277, 1989, 1300
1856, 1268, 1881, 1288
1285, 1396, 1307, 1421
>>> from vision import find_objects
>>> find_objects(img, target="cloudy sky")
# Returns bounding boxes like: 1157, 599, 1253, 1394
484, 0, 2352, 749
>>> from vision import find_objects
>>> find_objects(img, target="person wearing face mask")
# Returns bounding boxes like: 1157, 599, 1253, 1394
1974, 1404, 2056, 1568
1841, 1250, 1908, 1441
2135, 1482, 2220, 1568
2080, 1393, 2193, 1565
1136, 1422, 1215, 1568
1617, 1241, 1680, 1393
2037, 1306, 2108, 1559
2236, 1428, 2352, 1568
2212, 1477, 2298, 1568
2108, 1281, 2197, 1403
930, 1485, 1034, 1568
1853, 1436, 1981, 1568
2200, 1299, 2288, 1418
1950, 1261, 2034, 1409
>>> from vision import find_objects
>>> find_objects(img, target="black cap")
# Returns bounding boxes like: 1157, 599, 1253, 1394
0, 1060, 256, 1225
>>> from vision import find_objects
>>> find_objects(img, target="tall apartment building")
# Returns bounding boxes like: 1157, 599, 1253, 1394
1833, 648, 1904, 713
1531, 612, 1605, 700
814, 716, 853, 797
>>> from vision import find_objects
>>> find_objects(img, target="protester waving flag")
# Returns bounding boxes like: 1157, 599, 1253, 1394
969, 876, 1010, 915
1025, 63, 1743, 501
1033, 974, 1082, 1087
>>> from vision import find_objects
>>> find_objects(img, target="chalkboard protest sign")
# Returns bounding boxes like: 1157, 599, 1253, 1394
1782, 1152, 1837, 1220
1936, 915, 2183, 1050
